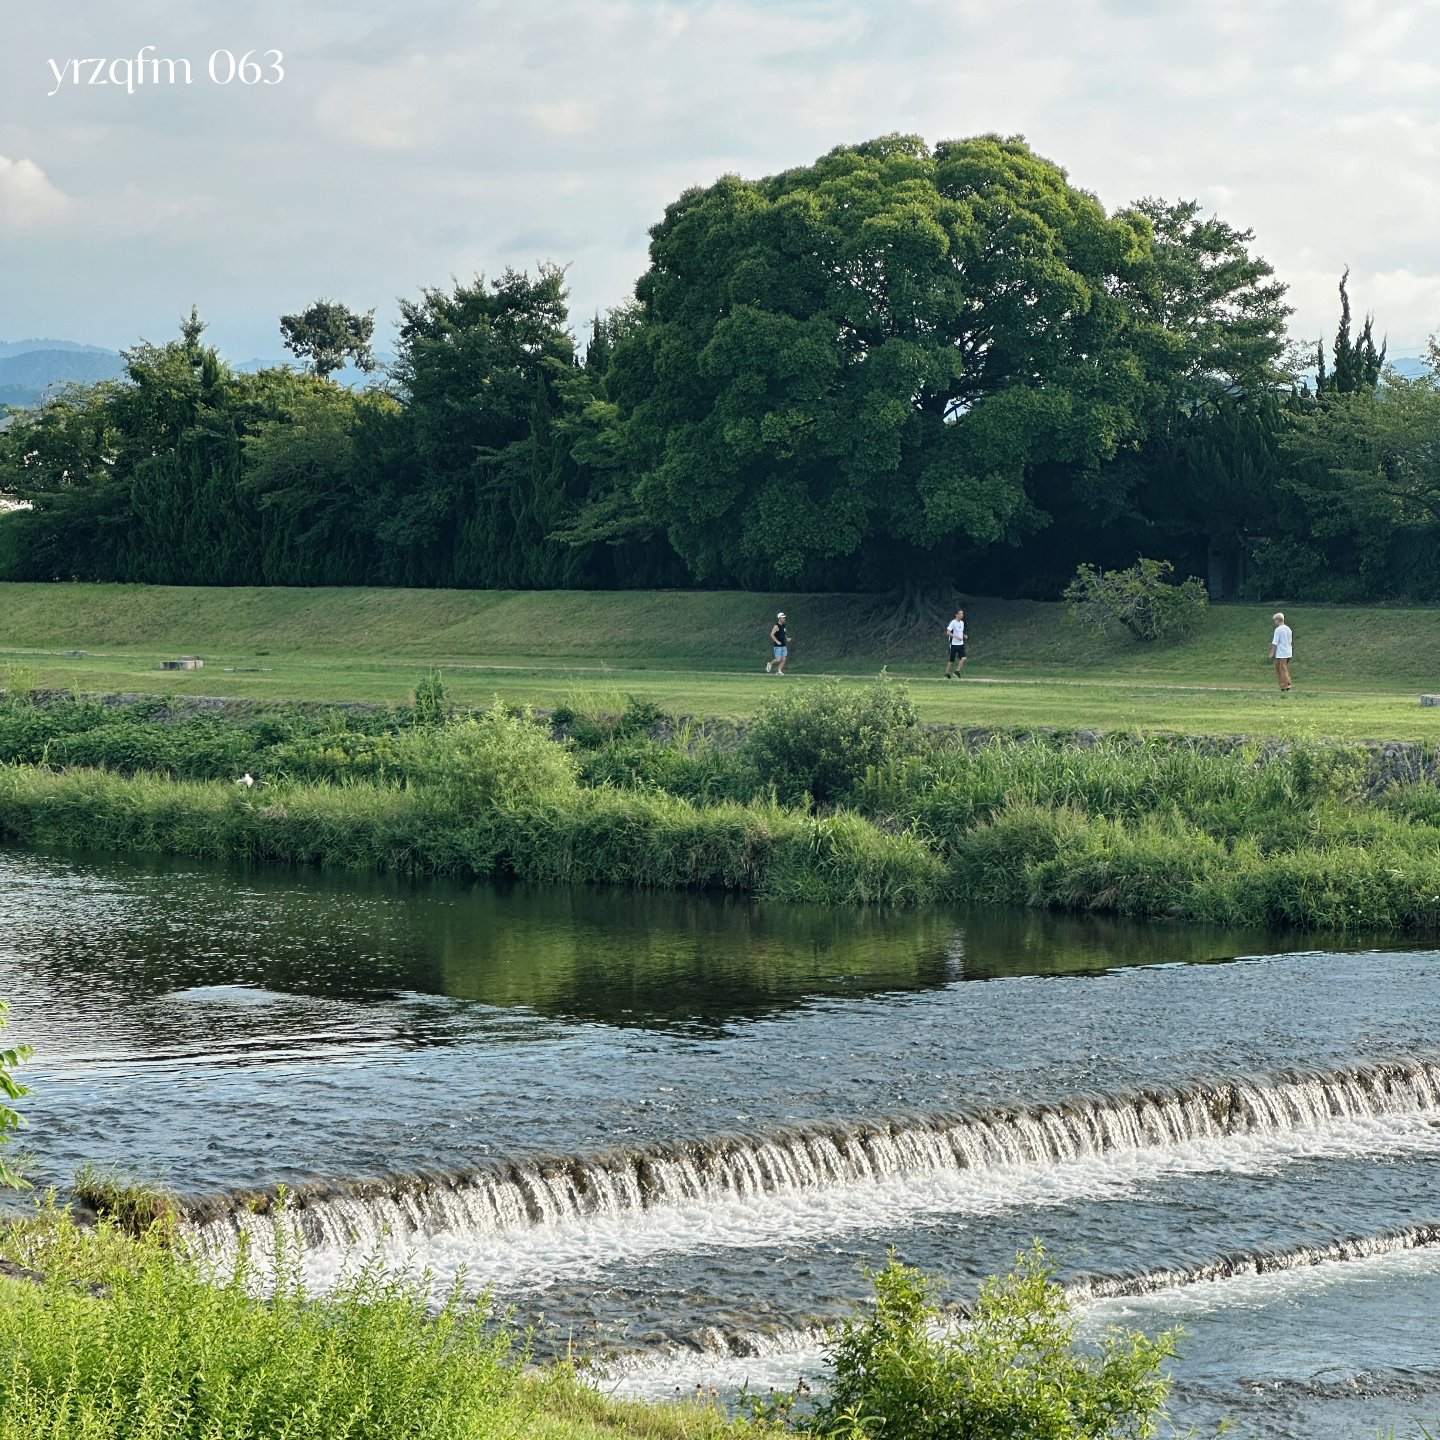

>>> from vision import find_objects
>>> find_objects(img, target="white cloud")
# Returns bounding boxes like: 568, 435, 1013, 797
0, 154, 72, 231
7, 0, 1440, 356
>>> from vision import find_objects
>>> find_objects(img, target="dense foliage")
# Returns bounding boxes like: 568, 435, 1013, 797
1064, 558, 1208, 642
2, 681, 1440, 932
817, 1248, 1177, 1440
19, 132, 1437, 600
0, 284, 680, 591
744, 678, 920, 804
588, 143, 1283, 591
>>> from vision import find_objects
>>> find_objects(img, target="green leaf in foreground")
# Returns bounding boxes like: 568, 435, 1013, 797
817, 1244, 1179, 1440
0, 998, 30, 1190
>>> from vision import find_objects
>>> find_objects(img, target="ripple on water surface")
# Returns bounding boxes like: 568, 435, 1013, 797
4, 846, 1440, 1439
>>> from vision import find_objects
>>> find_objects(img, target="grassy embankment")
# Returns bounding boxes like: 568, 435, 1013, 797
1, 683, 1439, 933
3, 581, 1440, 738
0, 1205, 783, 1440
0, 1205, 1172, 1440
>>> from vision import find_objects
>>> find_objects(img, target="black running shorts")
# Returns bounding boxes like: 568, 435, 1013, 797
949, 644, 966, 661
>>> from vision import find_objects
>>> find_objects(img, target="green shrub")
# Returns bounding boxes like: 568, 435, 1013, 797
948, 803, 1091, 906
0, 664, 38, 707
392, 705, 578, 810
743, 679, 919, 806
0, 1218, 520, 1439
1064, 557, 1208, 643
816, 1246, 1177, 1440
577, 734, 757, 804
0, 999, 28, 1191
0, 700, 414, 784
412, 669, 449, 725
555, 692, 665, 749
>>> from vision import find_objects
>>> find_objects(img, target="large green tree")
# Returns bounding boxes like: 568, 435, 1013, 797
592, 133, 1287, 588
383, 270, 686, 589
279, 298, 378, 380
382, 265, 588, 587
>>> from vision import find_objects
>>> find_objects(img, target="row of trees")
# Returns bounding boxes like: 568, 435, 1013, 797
3, 132, 1438, 601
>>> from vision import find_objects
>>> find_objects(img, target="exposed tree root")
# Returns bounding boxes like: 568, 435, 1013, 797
849, 583, 958, 654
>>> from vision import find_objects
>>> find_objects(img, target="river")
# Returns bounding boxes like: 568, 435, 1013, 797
4, 845, 1439, 1437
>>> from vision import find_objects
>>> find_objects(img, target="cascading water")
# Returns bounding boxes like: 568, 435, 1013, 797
1069, 1221, 1440, 1301
183, 1056, 1440, 1261
12, 849, 1440, 1440
596, 1218, 1440, 1389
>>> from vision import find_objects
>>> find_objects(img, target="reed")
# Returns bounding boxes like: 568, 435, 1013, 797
0, 766, 944, 906
3, 688, 1439, 932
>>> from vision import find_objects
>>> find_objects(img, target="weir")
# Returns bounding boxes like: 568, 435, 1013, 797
183, 1056, 1440, 1257
1069, 1220, 1440, 1302
600, 1219, 1440, 1373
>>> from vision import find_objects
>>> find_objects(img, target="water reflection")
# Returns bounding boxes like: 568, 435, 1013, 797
1, 847, 1336, 1036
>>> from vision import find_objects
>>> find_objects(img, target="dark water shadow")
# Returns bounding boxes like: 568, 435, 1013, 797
1, 846, 1394, 1038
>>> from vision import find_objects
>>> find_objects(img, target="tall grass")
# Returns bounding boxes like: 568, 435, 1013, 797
0, 765, 943, 905
0, 1219, 518, 1439
3, 685, 1440, 931
0, 1209, 764, 1440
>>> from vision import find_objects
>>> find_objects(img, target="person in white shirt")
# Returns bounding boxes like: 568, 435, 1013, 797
1268, 612, 1293, 693
945, 608, 967, 679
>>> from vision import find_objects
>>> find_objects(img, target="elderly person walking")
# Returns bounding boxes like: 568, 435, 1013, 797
1268, 612, 1293, 693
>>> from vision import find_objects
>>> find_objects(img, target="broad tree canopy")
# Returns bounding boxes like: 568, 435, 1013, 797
603, 133, 1287, 583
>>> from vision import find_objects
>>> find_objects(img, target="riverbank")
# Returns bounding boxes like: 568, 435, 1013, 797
0, 1206, 786, 1439
1, 685, 1438, 932
4, 581, 1440, 737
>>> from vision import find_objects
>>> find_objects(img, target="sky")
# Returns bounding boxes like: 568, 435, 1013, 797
4, 0, 1440, 365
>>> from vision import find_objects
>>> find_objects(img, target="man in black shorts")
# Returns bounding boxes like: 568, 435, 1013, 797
944, 608, 966, 679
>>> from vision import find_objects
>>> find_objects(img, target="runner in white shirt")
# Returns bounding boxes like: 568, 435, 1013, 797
1268, 612, 1293, 693
945, 608, 967, 680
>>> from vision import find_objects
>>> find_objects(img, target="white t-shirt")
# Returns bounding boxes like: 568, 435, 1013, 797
1272, 624, 1293, 659
947, 619, 965, 646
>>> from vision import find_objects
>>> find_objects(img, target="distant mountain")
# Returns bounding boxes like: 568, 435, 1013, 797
1387, 355, 1429, 379
0, 338, 118, 358
0, 349, 125, 389
0, 347, 126, 409
231, 353, 395, 382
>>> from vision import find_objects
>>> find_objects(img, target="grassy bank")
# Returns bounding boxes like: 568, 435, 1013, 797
0, 1207, 780, 1439
2, 684, 1439, 934
0, 1207, 1178, 1440
4, 582, 1440, 738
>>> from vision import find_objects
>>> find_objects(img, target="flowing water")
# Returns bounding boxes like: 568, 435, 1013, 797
5, 845, 1440, 1437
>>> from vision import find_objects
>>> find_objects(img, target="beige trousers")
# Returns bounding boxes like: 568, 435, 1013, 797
1274, 657, 1291, 690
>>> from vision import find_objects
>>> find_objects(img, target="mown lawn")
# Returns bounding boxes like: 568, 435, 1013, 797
2, 582, 1438, 738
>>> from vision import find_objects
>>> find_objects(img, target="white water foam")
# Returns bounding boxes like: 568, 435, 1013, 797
601, 1225, 1440, 1402
185, 1059, 1440, 1299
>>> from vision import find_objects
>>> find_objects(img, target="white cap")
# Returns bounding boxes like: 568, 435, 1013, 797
777, 611, 786, 618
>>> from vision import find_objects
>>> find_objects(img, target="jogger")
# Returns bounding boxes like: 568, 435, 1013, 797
945, 608, 966, 679
766, 612, 789, 674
